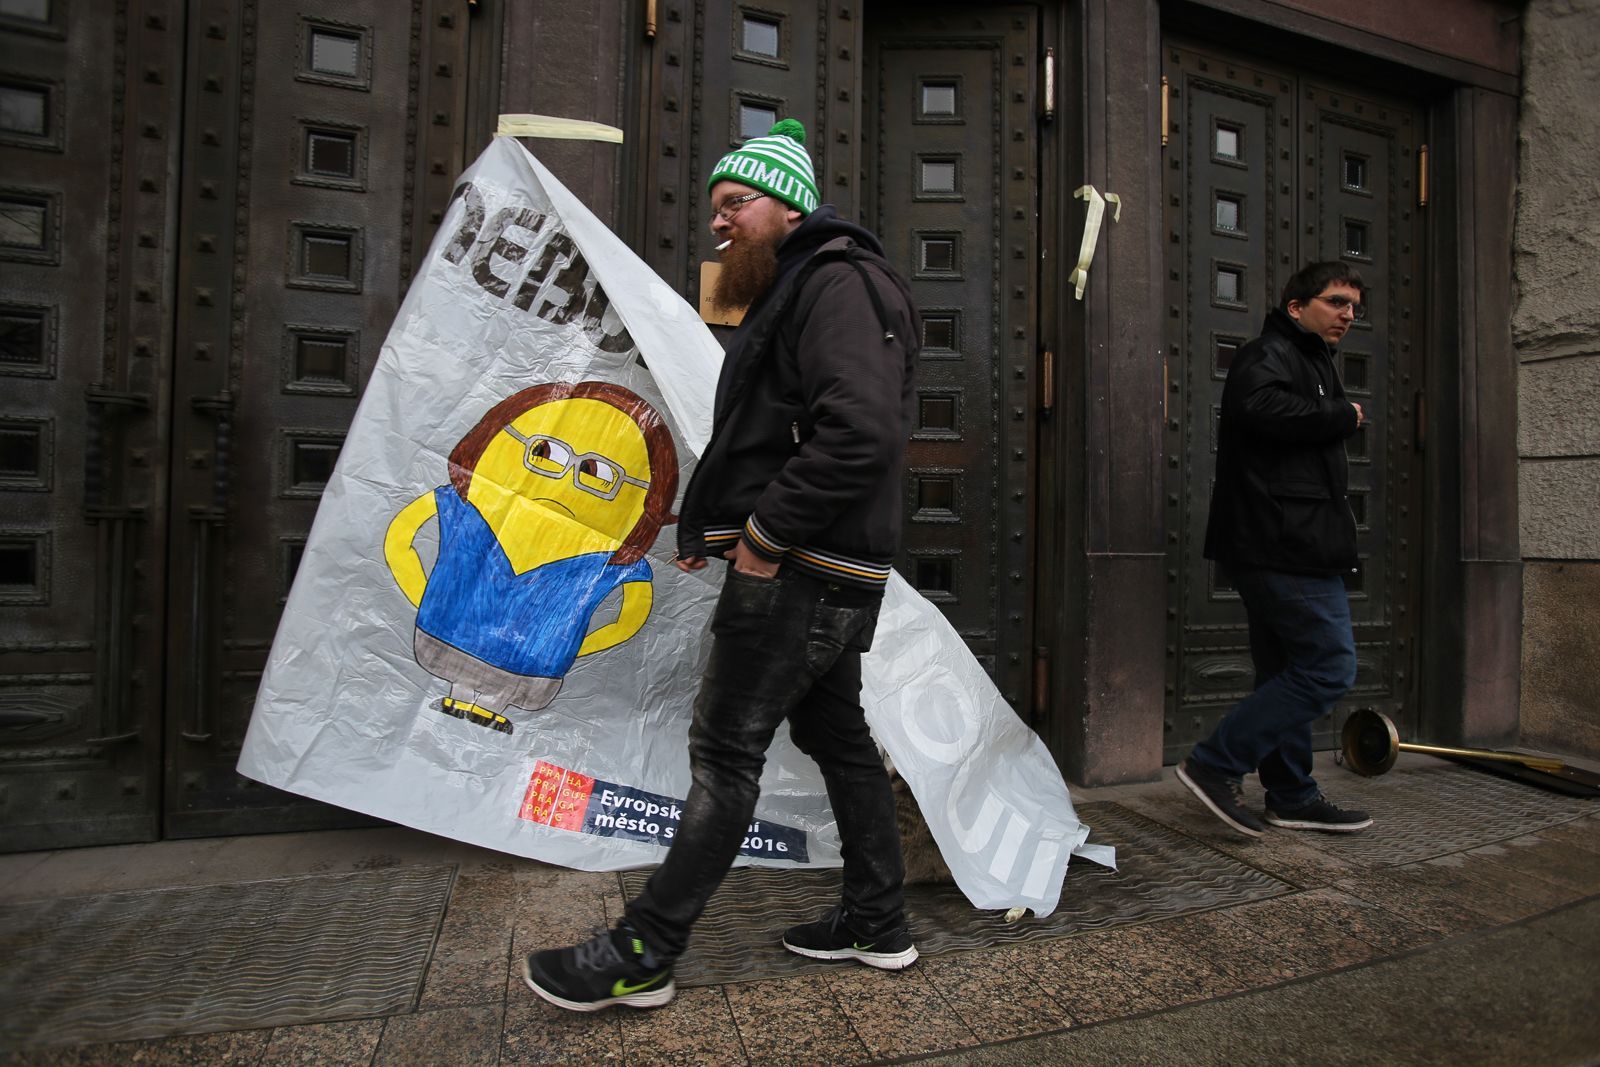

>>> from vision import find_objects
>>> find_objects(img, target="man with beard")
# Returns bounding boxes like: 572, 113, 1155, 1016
1177, 261, 1374, 837
522, 119, 922, 1012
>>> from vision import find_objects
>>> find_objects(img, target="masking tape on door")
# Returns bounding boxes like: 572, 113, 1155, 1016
495, 114, 625, 144
1069, 185, 1121, 300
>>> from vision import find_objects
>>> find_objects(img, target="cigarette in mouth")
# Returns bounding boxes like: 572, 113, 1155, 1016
715, 239, 733, 252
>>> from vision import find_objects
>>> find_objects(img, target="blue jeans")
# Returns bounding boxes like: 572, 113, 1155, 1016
624, 565, 906, 961
1191, 567, 1357, 811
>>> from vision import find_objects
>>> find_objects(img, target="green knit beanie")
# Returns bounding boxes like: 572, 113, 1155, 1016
706, 118, 819, 215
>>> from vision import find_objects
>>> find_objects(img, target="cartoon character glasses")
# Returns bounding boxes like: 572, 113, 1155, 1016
501, 426, 651, 501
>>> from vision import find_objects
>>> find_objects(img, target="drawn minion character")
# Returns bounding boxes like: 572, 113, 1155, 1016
383, 381, 678, 736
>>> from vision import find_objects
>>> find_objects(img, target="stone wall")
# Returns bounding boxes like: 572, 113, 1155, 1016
1515, 0, 1600, 757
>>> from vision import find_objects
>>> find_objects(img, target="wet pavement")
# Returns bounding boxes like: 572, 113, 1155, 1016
2, 751, 1597, 1066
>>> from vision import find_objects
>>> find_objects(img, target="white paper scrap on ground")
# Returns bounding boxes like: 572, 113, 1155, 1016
238, 137, 1112, 918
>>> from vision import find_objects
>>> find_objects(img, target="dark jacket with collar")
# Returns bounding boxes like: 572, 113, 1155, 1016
676, 206, 920, 588
1204, 306, 1360, 576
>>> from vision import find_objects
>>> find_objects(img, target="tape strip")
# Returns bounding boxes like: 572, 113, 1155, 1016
1069, 185, 1121, 300
495, 114, 625, 144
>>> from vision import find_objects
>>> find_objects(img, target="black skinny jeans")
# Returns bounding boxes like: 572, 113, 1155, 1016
624, 565, 907, 961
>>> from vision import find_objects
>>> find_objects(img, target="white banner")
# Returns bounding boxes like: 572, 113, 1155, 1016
238, 138, 1112, 917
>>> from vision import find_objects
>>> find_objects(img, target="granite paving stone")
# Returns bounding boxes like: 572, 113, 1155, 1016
1294, 885, 1438, 952
1331, 868, 1502, 937
1039, 922, 1236, 1024
725, 974, 873, 1066
1141, 909, 1303, 990
510, 885, 613, 950
11, 760, 1600, 1067
1481, 829, 1600, 894
1524, 813, 1600, 856
917, 898, 1600, 1067
825, 964, 978, 1059
1033, 927, 1175, 1023
1220, 886, 1433, 966
452, 865, 519, 909
371, 1004, 503, 1067
618, 985, 746, 1066
1414, 852, 1577, 918
420, 955, 510, 1010
50, 1030, 271, 1067
259, 1019, 385, 1067
1385, 856, 1556, 925
1455, 844, 1588, 909
439, 902, 518, 947
431, 912, 514, 966
499, 999, 622, 1065
1102, 919, 1243, 1003
918, 944, 1076, 1042
1521, 895, 1600, 954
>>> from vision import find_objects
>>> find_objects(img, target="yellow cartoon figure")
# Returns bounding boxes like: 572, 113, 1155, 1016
384, 381, 678, 736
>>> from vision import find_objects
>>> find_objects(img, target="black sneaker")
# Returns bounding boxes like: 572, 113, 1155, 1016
1265, 794, 1373, 833
1176, 758, 1267, 837
521, 925, 675, 1012
781, 906, 919, 970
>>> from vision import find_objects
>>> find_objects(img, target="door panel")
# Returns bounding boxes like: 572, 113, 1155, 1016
0, 0, 183, 850
1162, 43, 1423, 760
1300, 82, 1424, 731
163, 0, 475, 837
0, 0, 485, 851
865, 7, 1037, 706
636, 0, 857, 298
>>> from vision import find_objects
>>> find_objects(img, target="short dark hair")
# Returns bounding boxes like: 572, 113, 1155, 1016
1280, 261, 1365, 310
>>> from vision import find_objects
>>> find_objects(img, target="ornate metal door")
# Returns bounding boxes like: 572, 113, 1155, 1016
1161, 42, 1425, 760
160, 0, 476, 838
0, 0, 181, 850
0, 0, 483, 850
865, 7, 1039, 707
637, 2, 1039, 709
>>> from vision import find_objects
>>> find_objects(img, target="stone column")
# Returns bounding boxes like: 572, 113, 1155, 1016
1514, 0, 1600, 758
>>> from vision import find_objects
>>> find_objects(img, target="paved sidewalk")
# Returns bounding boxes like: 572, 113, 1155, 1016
2, 752, 1597, 1066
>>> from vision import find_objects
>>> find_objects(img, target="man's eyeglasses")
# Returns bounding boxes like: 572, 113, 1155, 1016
501, 426, 650, 501
1314, 294, 1367, 320
711, 191, 766, 223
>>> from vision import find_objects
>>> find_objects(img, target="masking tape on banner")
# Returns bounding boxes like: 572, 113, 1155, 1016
1069, 185, 1121, 300
495, 114, 625, 144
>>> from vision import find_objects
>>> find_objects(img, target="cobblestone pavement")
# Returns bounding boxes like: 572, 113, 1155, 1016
2, 752, 1596, 1066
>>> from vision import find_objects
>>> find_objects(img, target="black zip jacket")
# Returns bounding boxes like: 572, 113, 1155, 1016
1204, 306, 1360, 576
676, 206, 920, 587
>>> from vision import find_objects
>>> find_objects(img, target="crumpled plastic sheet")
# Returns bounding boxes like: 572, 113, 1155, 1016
238, 137, 1113, 918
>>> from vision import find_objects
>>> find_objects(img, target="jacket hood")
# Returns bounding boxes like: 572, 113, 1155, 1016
1263, 305, 1334, 357
775, 205, 886, 275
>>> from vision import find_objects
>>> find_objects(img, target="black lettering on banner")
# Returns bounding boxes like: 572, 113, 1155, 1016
513, 231, 586, 319
470, 206, 550, 299
441, 181, 486, 265
443, 185, 637, 354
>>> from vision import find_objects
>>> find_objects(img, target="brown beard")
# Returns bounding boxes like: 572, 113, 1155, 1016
711, 228, 782, 313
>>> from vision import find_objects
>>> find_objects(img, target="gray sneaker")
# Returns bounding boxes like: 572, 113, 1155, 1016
1265, 794, 1373, 833
1176, 758, 1266, 836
